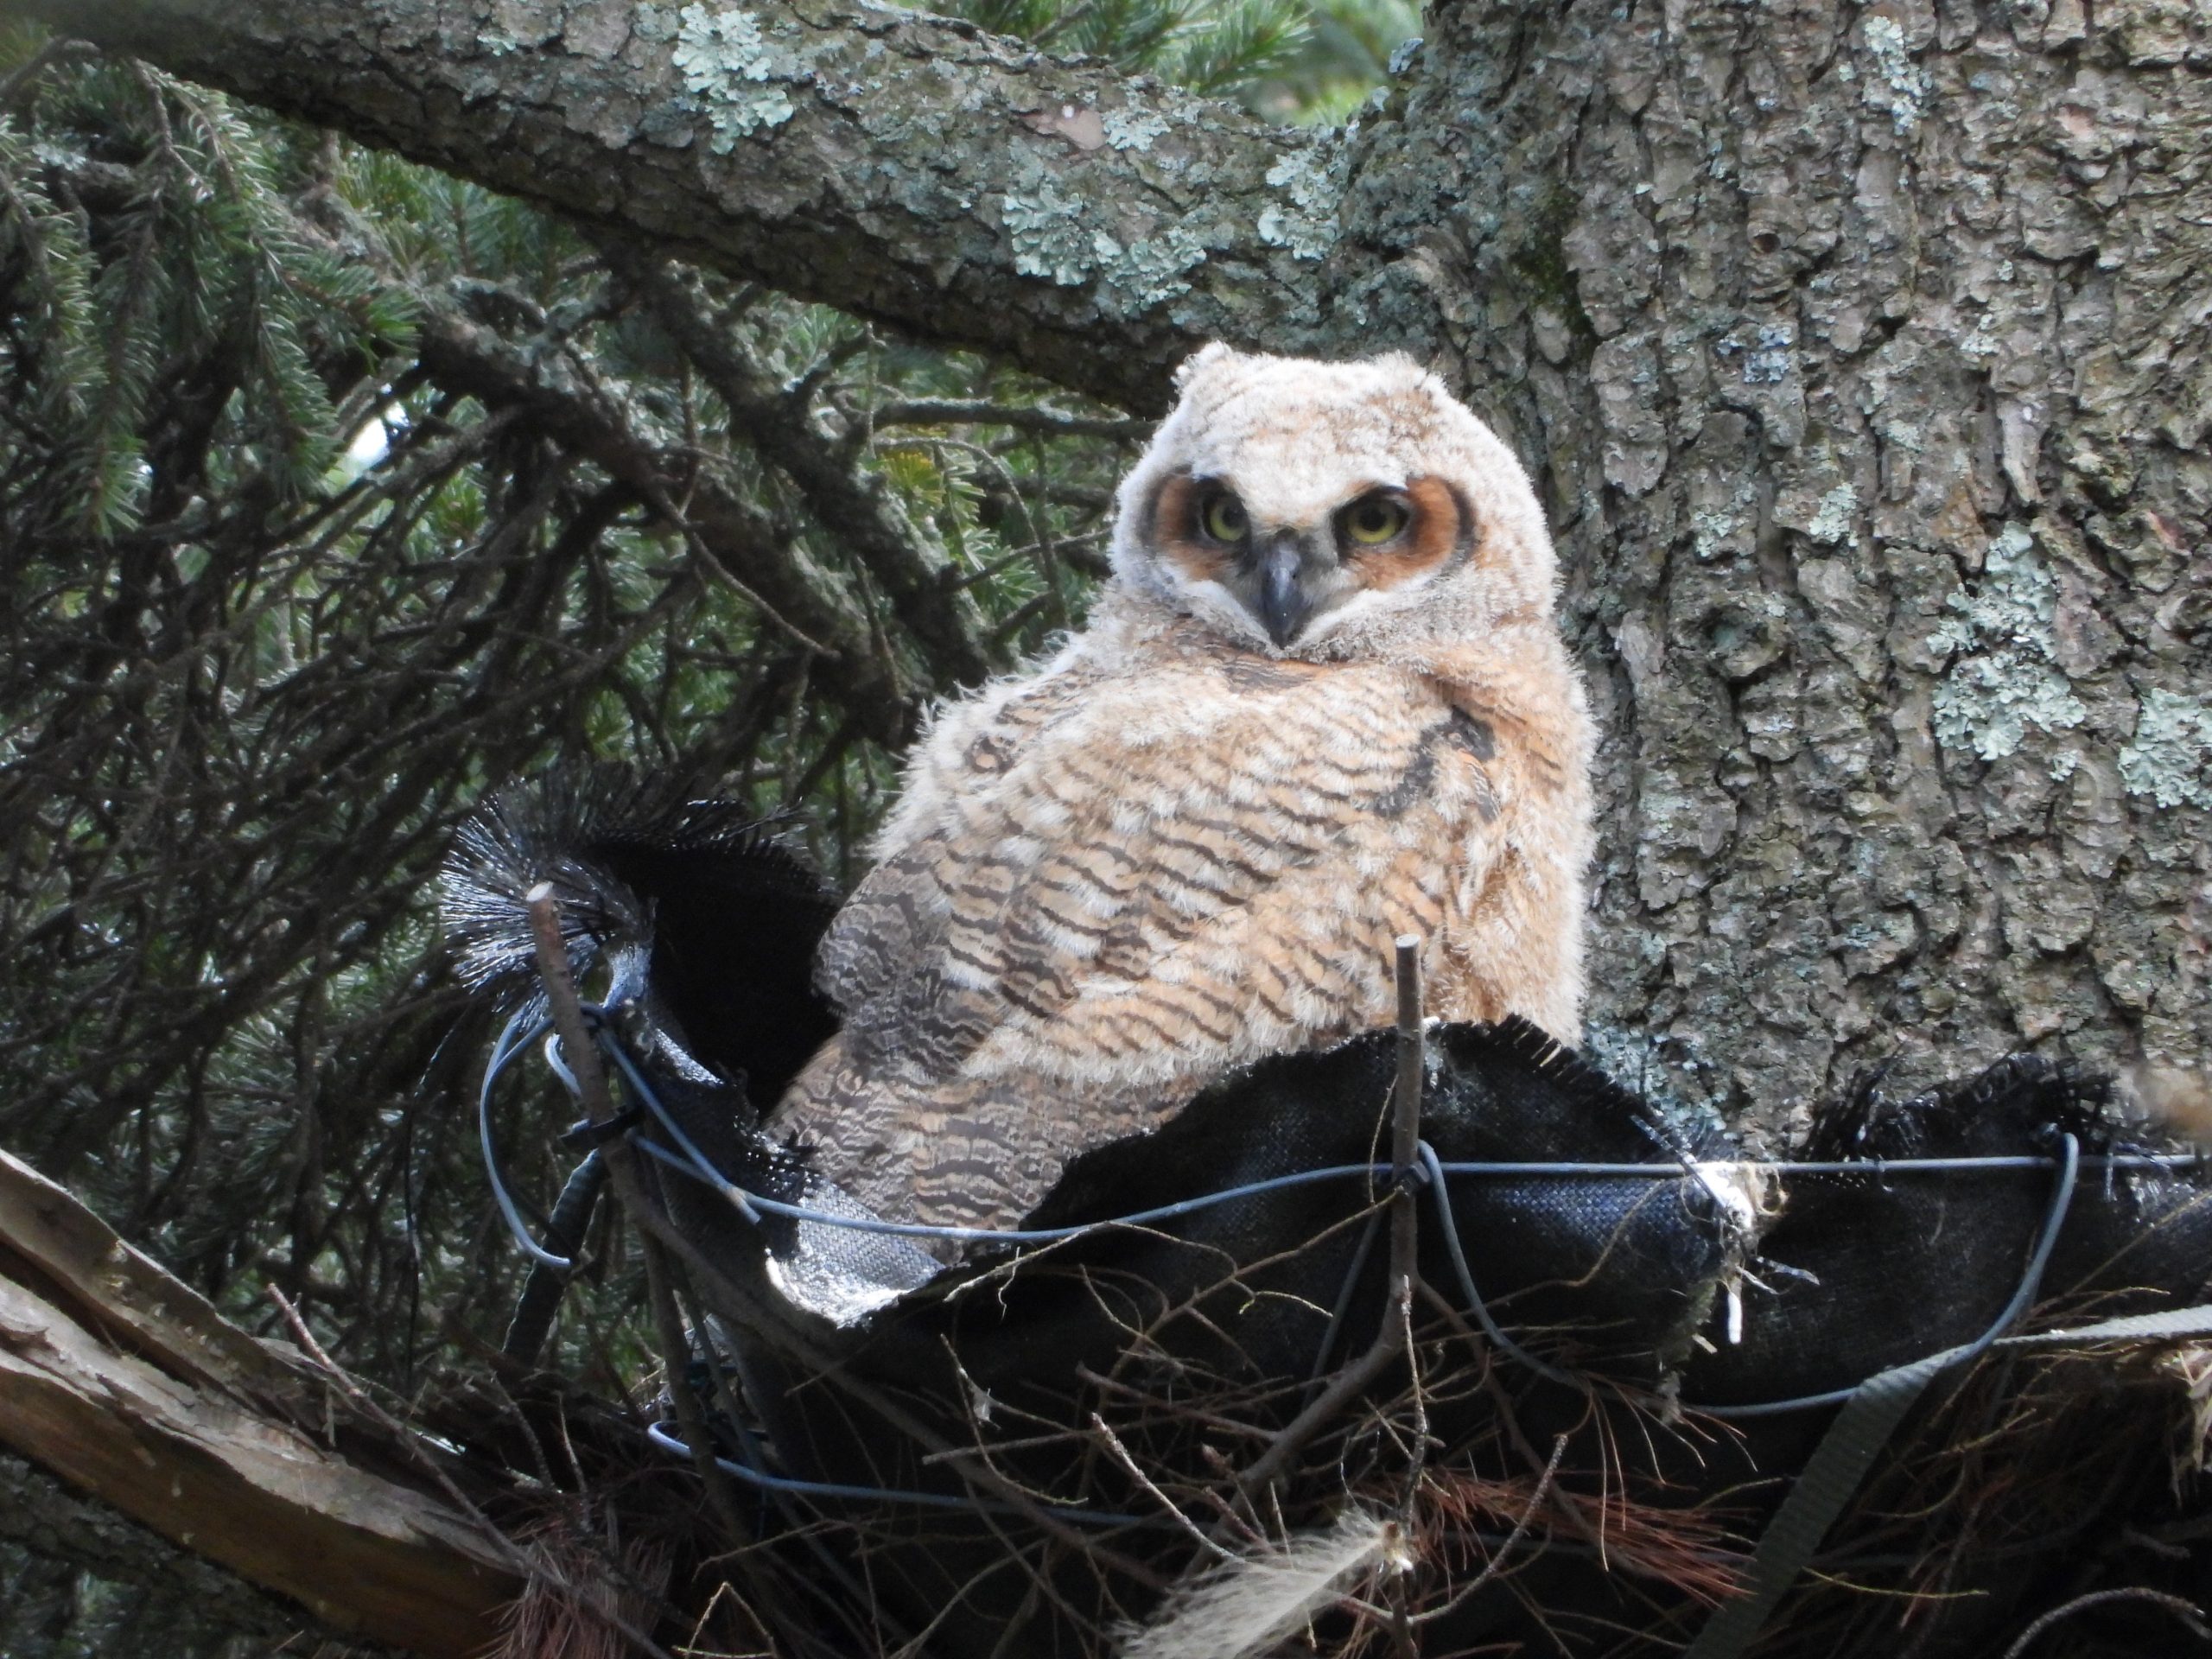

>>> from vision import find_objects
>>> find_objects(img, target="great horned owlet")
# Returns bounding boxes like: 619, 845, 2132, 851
767, 346, 1595, 1241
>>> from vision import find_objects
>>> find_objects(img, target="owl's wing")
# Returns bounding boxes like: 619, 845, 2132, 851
799, 656, 1511, 1109
809, 660, 1103, 1075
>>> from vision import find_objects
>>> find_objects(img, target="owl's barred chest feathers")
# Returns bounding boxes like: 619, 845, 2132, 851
918, 633, 1517, 880
770, 346, 1594, 1240
783, 612, 1589, 1230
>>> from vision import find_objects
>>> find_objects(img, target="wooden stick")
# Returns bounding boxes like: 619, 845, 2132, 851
524, 884, 753, 1548
1387, 938, 1426, 1659
1390, 934, 1424, 1284
0, 1152, 521, 1657
524, 882, 615, 1126
1232, 938, 1429, 1510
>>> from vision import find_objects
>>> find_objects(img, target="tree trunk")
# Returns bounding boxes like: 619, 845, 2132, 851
8, 1, 2204, 1122
1354, 0, 2212, 1125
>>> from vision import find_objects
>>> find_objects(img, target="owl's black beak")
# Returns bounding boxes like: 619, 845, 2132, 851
1257, 529, 1315, 646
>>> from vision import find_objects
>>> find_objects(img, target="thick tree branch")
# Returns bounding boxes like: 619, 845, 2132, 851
6, 0, 1379, 410
0, 1152, 522, 1656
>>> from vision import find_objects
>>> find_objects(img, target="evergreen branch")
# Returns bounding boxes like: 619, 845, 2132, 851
402, 285, 918, 745
611, 251, 1001, 693
0, 0, 1362, 412
1170, 0, 1311, 96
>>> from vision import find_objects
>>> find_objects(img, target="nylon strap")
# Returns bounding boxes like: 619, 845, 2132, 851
1681, 1303, 2212, 1659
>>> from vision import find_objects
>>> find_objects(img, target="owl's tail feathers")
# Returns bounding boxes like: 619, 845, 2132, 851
439, 768, 841, 1107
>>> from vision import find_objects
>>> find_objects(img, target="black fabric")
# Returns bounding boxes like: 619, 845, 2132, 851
1681, 1059, 2212, 1408
445, 784, 2212, 1657
441, 768, 839, 1106
588, 825, 838, 1109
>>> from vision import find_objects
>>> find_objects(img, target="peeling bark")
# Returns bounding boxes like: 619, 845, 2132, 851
0, 1152, 521, 1656
13, 0, 2208, 1123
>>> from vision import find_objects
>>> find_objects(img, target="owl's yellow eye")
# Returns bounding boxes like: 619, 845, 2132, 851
1341, 494, 1410, 546
1198, 493, 1248, 543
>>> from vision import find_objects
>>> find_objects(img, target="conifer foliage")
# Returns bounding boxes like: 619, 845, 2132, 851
0, 9, 1401, 1652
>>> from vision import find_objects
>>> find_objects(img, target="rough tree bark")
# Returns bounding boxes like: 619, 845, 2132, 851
1376, 0, 2212, 1128
10, 0, 2207, 1135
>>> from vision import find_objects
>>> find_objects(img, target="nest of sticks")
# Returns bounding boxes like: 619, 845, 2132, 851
445, 781, 2212, 1659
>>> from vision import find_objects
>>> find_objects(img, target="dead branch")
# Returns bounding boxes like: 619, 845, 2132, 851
405, 289, 919, 746
1232, 937, 1429, 1510
613, 253, 1000, 695
0, 1150, 522, 1656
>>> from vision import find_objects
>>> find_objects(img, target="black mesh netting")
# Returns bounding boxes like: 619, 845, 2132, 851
447, 779, 2212, 1658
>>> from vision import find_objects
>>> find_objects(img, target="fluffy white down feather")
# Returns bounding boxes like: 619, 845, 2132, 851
1118, 1510, 1401, 1659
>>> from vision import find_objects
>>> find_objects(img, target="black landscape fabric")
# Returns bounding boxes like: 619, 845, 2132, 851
448, 779, 2212, 1657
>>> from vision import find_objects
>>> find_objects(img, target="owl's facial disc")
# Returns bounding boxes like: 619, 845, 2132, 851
1154, 473, 1469, 649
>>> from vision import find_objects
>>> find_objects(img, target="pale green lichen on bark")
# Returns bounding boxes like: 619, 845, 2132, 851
1579, 1018, 1724, 1132
1859, 15, 1929, 135
1332, 0, 2212, 1112
1093, 221, 1207, 309
1257, 143, 1345, 260
1806, 481, 1857, 546
1101, 107, 1170, 151
1001, 184, 1207, 312
1723, 322, 1795, 385
673, 3, 802, 150
1926, 524, 2088, 762
2118, 688, 2212, 808
1691, 511, 1738, 561
1001, 184, 1094, 285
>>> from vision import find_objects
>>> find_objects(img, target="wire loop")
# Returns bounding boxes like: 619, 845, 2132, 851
477, 1004, 2144, 1463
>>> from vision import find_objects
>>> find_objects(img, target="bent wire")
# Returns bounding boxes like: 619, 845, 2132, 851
479, 1010, 569, 1269
643, 1421, 1156, 1529
482, 1006, 2175, 1423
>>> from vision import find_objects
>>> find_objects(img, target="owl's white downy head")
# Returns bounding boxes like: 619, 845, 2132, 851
1109, 345, 1559, 658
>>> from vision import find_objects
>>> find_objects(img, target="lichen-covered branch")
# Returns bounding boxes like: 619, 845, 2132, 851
3, 0, 1376, 411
